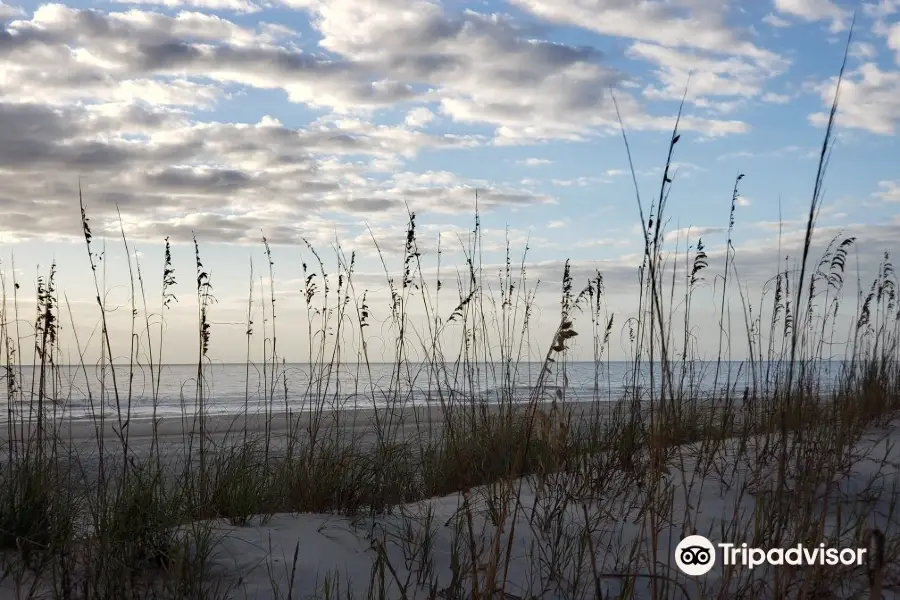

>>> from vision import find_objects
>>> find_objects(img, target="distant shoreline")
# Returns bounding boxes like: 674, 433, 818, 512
0, 359, 860, 368
0, 397, 623, 435
0, 401, 625, 482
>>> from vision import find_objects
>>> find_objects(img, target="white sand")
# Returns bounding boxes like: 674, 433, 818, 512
191, 422, 900, 600
4, 401, 895, 599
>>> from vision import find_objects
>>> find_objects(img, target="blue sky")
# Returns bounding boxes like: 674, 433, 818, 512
1, 0, 899, 363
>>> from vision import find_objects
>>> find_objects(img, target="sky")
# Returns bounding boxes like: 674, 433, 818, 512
1, 0, 899, 365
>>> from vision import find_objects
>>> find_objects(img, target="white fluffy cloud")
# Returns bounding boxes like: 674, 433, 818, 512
0, 4, 415, 111
809, 63, 900, 134
863, 0, 900, 19
883, 21, 900, 61
517, 158, 552, 167
405, 107, 435, 128
773, 0, 851, 32
0, 1, 22, 18
762, 13, 792, 27
506, 0, 789, 117
283, 0, 754, 140
112, 0, 262, 13
626, 42, 788, 106
509, 0, 775, 59
0, 0, 890, 250
875, 180, 900, 201
850, 42, 878, 59
0, 98, 528, 244
0, 2, 621, 244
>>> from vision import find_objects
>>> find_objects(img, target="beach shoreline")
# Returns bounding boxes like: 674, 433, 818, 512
0, 400, 628, 478
1, 398, 624, 439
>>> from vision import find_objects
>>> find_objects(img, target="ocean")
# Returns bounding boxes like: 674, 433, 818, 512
0, 360, 848, 421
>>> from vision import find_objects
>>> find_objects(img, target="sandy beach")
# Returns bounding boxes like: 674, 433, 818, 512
0, 399, 625, 481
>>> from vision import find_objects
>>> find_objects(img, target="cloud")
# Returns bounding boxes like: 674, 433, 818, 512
286, 0, 622, 139
1, 3, 613, 244
626, 42, 788, 104
0, 2, 23, 19
863, 0, 900, 19
350, 170, 558, 217
882, 21, 900, 61
547, 219, 567, 228
343, 221, 555, 257
773, 0, 851, 33
506, 0, 788, 126
550, 176, 608, 187
762, 13, 792, 27
573, 238, 620, 249
518, 220, 898, 313
761, 92, 792, 103
0, 5, 416, 112
111, 0, 262, 13
284, 0, 756, 141
716, 145, 813, 161
692, 98, 747, 114
809, 63, 900, 135
1, 0, 748, 151
508, 0, 777, 60
875, 180, 900, 202
516, 158, 552, 166
0, 0, 862, 253
849, 41, 878, 59
0, 98, 549, 245
664, 226, 726, 242
405, 107, 435, 128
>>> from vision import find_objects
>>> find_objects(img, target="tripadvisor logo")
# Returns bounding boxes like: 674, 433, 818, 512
674, 535, 868, 576
675, 535, 716, 576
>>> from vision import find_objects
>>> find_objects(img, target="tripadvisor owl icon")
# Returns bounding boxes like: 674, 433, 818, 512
675, 535, 716, 576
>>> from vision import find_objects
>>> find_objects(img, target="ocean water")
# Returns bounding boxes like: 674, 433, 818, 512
0, 361, 848, 421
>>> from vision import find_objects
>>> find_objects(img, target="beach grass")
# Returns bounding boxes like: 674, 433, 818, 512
2, 31, 900, 600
